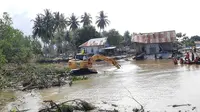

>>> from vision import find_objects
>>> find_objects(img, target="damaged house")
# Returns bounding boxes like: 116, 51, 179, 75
131, 30, 176, 58
79, 37, 109, 55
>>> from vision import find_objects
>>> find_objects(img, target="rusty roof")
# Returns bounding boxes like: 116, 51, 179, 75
79, 37, 107, 47
131, 30, 176, 43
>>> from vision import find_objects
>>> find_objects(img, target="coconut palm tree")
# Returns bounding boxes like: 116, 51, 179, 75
53, 12, 68, 32
32, 9, 60, 57
96, 11, 110, 32
32, 9, 55, 44
81, 12, 92, 27
53, 12, 68, 56
42, 9, 55, 41
32, 14, 44, 39
67, 13, 79, 31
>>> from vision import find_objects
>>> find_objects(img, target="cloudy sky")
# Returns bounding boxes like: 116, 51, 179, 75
0, 0, 200, 36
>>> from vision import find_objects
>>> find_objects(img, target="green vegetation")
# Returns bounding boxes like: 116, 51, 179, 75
0, 63, 70, 90
81, 12, 92, 27
103, 29, 123, 46
123, 31, 132, 46
73, 25, 101, 48
1, 9, 200, 92
38, 99, 95, 112
96, 11, 110, 32
71, 76, 88, 81
67, 13, 80, 31
176, 32, 200, 47
0, 10, 130, 91
0, 12, 42, 65
32, 9, 130, 57
1, 9, 199, 112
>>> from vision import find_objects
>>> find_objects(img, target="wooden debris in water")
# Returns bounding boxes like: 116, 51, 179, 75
39, 99, 95, 112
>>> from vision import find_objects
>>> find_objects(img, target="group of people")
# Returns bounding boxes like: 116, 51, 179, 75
185, 46, 198, 61
185, 52, 195, 61
173, 46, 199, 64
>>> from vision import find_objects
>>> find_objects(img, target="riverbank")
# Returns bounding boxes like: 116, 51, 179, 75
0, 62, 93, 111
5, 90, 143, 112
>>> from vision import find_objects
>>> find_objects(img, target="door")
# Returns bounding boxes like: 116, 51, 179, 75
150, 47, 156, 54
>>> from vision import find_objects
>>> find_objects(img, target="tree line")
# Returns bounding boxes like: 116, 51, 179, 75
32, 9, 132, 57
0, 10, 132, 66
176, 32, 200, 47
2, 10, 200, 66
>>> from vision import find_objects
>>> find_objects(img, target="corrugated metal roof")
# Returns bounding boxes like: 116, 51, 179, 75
131, 30, 176, 43
79, 37, 107, 47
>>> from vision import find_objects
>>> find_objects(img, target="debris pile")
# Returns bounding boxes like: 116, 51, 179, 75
39, 99, 95, 112
0, 63, 70, 90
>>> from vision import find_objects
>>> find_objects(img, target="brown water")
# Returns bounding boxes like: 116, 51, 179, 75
5, 60, 200, 111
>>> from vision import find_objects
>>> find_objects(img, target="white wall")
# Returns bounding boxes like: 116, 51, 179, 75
81, 46, 103, 54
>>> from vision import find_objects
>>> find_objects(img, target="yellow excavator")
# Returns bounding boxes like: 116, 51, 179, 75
68, 53, 121, 75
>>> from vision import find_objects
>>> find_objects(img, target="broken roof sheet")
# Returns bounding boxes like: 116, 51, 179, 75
79, 37, 107, 47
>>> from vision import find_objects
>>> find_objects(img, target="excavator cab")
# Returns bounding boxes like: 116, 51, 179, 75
75, 53, 88, 60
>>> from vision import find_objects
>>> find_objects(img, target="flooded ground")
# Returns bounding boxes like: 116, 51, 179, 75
5, 59, 200, 111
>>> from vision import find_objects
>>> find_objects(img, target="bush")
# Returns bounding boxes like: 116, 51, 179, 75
0, 12, 42, 64
0, 50, 7, 67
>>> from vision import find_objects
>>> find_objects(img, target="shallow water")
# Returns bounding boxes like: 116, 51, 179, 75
0, 90, 15, 111
4, 59, 200, 111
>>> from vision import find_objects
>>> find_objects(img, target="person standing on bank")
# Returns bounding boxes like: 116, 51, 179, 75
194, 46, 196, 53
185, 52, 190, 60
192, 52, 195, 61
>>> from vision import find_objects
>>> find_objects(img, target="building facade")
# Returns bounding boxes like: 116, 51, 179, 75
79, 37, 109, 55
131, 30, 176, 55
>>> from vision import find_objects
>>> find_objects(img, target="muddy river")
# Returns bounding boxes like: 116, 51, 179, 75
4, 59, 200, 111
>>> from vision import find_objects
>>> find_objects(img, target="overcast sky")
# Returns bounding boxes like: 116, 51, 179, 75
0, 0, 200, 36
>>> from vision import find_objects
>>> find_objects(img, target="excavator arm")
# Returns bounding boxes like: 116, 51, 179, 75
68, 54, 121, 70
88, 54, 121, 69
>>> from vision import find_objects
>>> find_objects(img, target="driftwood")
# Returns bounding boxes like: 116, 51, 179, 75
39, 99, 95, 112
168, 104, 191, 107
